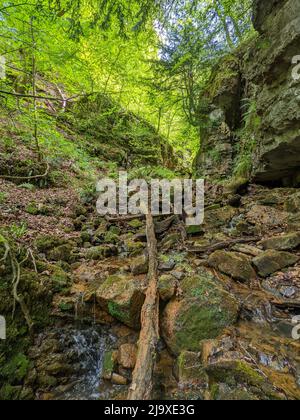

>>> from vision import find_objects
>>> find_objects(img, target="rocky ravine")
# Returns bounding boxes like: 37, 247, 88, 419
1, 172, 300, 400
0, 0, 300, 401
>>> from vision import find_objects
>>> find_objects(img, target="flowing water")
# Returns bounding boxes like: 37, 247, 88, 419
56, 327, 118, 400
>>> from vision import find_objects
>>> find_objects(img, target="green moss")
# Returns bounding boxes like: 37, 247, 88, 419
102, 351, 115, 379
25, 202, 39, 215
236, 361, 264, 385
86, 245, 117, 260
128, 219, 144, 229
124, 240, 144, 256
108, 301, 130, 325
103, 231, 119, 244
0, 192, 8, 204
0, 384, 21, 400
163, 271, 239, 355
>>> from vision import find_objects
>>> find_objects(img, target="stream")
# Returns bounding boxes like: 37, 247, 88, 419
49, 327, 119, 400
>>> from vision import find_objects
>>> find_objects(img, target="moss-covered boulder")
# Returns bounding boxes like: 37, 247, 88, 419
96, 275, 145, 329
260, 233, 300, 251
130, 255, 148, 276
161, 269, 239, 355
208, 251, 257, 282
101, 351, 117, 380
36, 235, 76, 262
175, 351, 207, 385
85, 245, 118, 260
253, 250, 299, 277
285, 192, 300, 213
123, 239, 145, 256
48, 244, 73, 263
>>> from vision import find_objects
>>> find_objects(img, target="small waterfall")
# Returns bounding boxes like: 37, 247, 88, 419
58, 327, 117, 400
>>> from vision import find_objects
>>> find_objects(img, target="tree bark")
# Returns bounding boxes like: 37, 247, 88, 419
128, 212, 159, 400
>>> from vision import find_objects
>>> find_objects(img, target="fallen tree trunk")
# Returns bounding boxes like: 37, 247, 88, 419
128, 212, 160, 400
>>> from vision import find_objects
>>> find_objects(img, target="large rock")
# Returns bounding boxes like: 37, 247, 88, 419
253, 250, 299, 277
96, 275, 145, 329
260, 233, 300, 251
161, 269, 239, 355
195, 0, 300, 185
208, 251, 257, 283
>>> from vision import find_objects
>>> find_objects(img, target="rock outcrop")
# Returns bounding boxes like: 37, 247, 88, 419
195, 0, 300, 185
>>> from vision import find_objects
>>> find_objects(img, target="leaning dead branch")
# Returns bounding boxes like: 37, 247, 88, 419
128, 212, 160, 400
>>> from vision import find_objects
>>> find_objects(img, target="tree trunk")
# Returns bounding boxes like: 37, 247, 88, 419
128, 212, 159, 400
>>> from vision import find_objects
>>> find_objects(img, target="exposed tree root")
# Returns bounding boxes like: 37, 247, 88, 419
0, 234, 34, 334
128, 212, 159, 400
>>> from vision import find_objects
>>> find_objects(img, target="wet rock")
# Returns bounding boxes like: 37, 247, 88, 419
186, 225, 204, 235
96, 275, 145, 329
161, 269, 239, 355
111, 373, 128, 385
253, 250, 299, 278
127, 219, 144, 229
130, 255, 148, 276
48, 244, 73, 263
158, 275, 177, 302
208, 251, 257, 282
118, 344, 137, 369
260, 233, 300, 251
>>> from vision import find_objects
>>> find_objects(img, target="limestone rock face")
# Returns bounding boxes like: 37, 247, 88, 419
195, 0, 300, 185
161, 269, 239, 355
